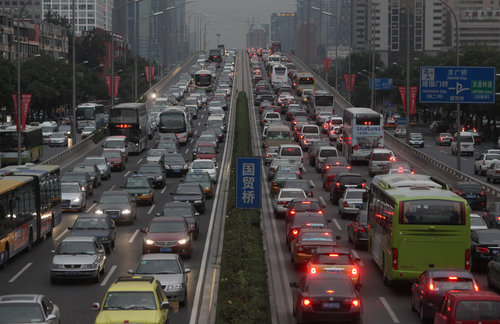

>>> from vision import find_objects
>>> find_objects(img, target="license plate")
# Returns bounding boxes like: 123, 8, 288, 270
466, 194, 477, 199
160, 247, 172, 253
67, 271, 80, 276
323, 302, 340, 309
493, 250, 499, 255
355, 204, 362, 208
108, 214, 118, 219
173, 169, 180, 173
325, 267, 343, 273
62, 203, 69, 207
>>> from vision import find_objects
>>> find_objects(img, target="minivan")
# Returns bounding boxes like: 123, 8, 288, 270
451, 132, 475, 156
315, 146, 339, 172
278, 144, 304, 170
264, 124, 292, 149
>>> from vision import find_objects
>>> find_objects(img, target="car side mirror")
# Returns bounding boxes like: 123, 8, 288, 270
289, 282, 298, 288
160, 301, 170, 309
127, 269, 134, 274
185, 268, 191, 273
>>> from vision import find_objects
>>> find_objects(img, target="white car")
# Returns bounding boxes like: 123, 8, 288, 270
474, 152, 500, 175
328, 125, 342, 141
394, 127, 407, 138
84, 156, 112, 180
81, 126, 95, 139
48, 133, 68, 147
470, 213, 488, 230
273, 188, 306, 218
190, 159, 218, 183
61, 182, 86, 211
338, 188, 366, 219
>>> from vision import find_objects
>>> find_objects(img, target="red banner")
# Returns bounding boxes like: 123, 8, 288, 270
323, 58, 332, 72
105, 76, 112, 97
398, 86, 407, 112
21, 94, 31, 130
350, 74, 356, 92
145, 66, 150, 83
398, 86, 418, 115
145, 66, 156, 83
12, 94, 19, 131
113, 75, 120, 99
344, 74, 356, 92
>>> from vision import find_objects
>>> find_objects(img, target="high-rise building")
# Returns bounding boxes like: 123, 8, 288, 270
246, 22, 269, 49
270, 12, 296, 52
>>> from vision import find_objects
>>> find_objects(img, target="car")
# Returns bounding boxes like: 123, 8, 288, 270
156, 133, 178, 147
436, 132, 453, 146
338, 189, 366, 219
81, 126, 95, 139
141, 216, 193, 258
347, 210, 369, 249
72, 163, 101, 188
0, 294, 61, 324
485, 202, 500, 228
102, 149, 126, 171
264, 146, 279, 165
190, 159, 218, 183
433, 290, 500, 323
283, 179, 315, 198
407, 132, 424, 147
368, 148, 396, 176
299, 134, 321, 152
321, 157, 350, 174
68, 213, 116, 253
384, 118, 397, 130
271, 170, 301, 196
146, 148, 166, 165
474, 152, 500, 175
121, 175, 155, 205
327, 125, 343, 141
430, 120, 448, 133
451, 181, 486, 211
61, 171, 93, 196
386, 161, 415, 175
451, 131, 475, 156
268, 158, 292, 181
286, 212, 330, 246
290, 272, 362, 324
313, 146, 339, 172
290, 228, 340, 270
471, 213, 488, 230
486, 161, 500, 183
61, 182, 86, 211
128, 254, 191, 307
48, 133, 68, 147
329, 174, 366, 205
183, 171, 214, 199
164, 153, 189, 177
137, 163, 166, 189
411, 269, 479, 323
198, 133, 218, 149
159, 201, 200, 240
158, 140, 179, 154
50, 236, 106, 283
93, 276, 170, 324
305, 247, 361, 289
471, 228, 500, 270
273, 188, 307, 218
84, 156, 112, 180
171, 183, 206, 214
286, 198, 326, 224
94, 191, 137, 224
192, 141, 217, 162
394, 126, 407, 138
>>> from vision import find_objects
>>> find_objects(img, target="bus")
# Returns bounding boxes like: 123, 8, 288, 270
108, 103, 148, 153
0, 174, 60, 267
158, 107, 191, 145
76, 102, 106, 132
342, 107, 384, 162
271, 41, 281, 54
368, 174, 470, 284
310, 90, 335, 119
295, 72, 315, 96
0, 126, 43, 165
194, 70, 213, 92
270, 64, 288, 88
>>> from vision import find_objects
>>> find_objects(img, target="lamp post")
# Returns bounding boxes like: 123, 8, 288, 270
71, 0, 77, 144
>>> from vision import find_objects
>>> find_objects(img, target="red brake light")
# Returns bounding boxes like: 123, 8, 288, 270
476, 246, 489, 253
362, 183, 366, 189
392, 248, 398, 270
351, 267, 358, 275
290, 210, 296, 215
352, 299, 360, 308
480, 191, 486, 196
310, 267, 316, 274
336, 182, 340, 188
292, 229, 299, 236
474, 283, 479, 291
325, 165, 330, 170
343, 201, 349, 207
302, 201, 311, 204
302, 298, 311, 306
329, 254, 339, 257
429, 282, 435, 291
317, 210, 323, 214
448, 276, 457, 280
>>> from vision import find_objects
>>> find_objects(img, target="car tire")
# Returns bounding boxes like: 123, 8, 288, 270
420, 303, 428, 324
474, 167, 478, 174
180, 291, 187, 307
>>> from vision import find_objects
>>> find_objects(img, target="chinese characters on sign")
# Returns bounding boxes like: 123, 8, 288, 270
236, 157, 261, 209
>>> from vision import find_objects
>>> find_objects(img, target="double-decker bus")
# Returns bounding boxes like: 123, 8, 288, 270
76, 102, 106, 132
310, 90, 334, 119
295, 72, 315, 96
108, 103, 148, 153
0, 173, 61, 267
368, 174, 470, 284
194, 70, 213, 92
158, 107, 191, 145
0, 126, 43, 165
342, 107, 384, 162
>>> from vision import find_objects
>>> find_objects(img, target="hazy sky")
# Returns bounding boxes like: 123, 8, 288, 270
191, 0, 294, 49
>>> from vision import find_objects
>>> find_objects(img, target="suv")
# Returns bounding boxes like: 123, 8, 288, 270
93, 276, 170, 324
451, 181, 486, 211
451, 132, 475, 156
474, 152, 500, 175
368, 148, 395, 176
329, 174, 366, 205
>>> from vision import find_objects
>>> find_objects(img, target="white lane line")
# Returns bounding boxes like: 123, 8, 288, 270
351, 249, 364, 267
161, 186, 166, 194
129, 229, 140, 243
194, 130, 198, 135
85, 203, 97, 213
54, 229, 68, 242
100, 265, 117, 287
461, 157, 467, 161
184, 148, 189, 154
197, 121, 201, 126
147, 204, 155, 215
9, 263, 32, 283
109, 185, 115, 191
124, 171, 131, 177
379, 296, 400, 323
136, 158, 143, 164
332, 219, 342, 231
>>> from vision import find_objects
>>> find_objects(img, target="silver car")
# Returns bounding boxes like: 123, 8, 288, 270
50, 236, 106, 283
273, 188, 307, 218
48, 133, 68, 147
61, 182, 86, 211
0, 294, 61, 324
84, 156, 112, 180
128, 253, 190, 306
338, 188, 366, 219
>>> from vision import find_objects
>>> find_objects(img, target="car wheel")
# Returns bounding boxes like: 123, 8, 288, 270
180, 291, 187, 307
474, 167, 478, 174
420, 303, 427, 323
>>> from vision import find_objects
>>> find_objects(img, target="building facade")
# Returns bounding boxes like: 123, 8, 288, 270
246, 22, 269, 49
270, 12, 296, 52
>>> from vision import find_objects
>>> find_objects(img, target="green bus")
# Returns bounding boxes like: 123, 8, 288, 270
0, 126, 43, 165
367, 174, 470, 284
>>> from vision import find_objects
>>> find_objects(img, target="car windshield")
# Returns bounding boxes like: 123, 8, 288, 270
410, 133, 423, 139
86, 158, 105, 165
102, 292, 157, 310
471, 216, 486, 227
460, 136, 474, 143
73, 217, 109, 230
312, 254, 352, 265
276, 172, 299, 181
99, 194, 129, 204
149, 221, 186, 233
58, 241, 96, 254
280, 190, 305, 199
51, 133, 65, 138
104, 140, 125, 148
197, 146, 215, 154
165, 157, 185, 164
345, 191, 364, 199
319, 149, 337, 157
125, 178, 150, 188
164, 207, 192, 217
293, 202, 321, 212
62, 175, 85, 183
373, 153, 393, 161
139, 166, 162, 174
148, 150, 164, 156
486, 154, 500, 160
0, 304, 45, 323
192, 161, 214, 169
301, 231, 334, 242
176, 186, 201, 195
136, 259, 181, 275
185, 173, 210, 182
83, 127, 95, 132
455, 300, 500, 320
61, 183, 80, 193
102, 151, 121, 158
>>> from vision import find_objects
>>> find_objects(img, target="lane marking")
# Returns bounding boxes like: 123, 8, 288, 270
161, 186, 166, 194
332, 219, 342, 231
194, 130, 198, 135
147, 204, 155, 215
379, 296, 400, 323
100, 265, 117, 287
85, 203, 97, 213
9, 263, 33, 283
197, 121, 201, 126
184, 148, 189, 154
54, 229, 68, 242
109, 185, 115, 191
129, 229, 140, 243
351, 249, 364, 267
137, 158, 143, 164
124, 171, 131, 177
208, 268, 217, 312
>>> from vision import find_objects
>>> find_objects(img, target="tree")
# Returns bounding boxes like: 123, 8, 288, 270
0, 59, 16, 116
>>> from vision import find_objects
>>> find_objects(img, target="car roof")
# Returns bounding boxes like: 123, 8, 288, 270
161, 201, 192, 208
0, 295, 41, 303
424, 268, 474, 278
108, 276, 160, 292
61, 236, 96, 242
444, 290, 500, 300
139, 253, 179, 261
75, 213, 110, 219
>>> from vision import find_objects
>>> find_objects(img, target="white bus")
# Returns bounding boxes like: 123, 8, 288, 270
76, 103, 105, 132
270, 64, 288, 88
158, 107, 191, 145
310, 90, 334, 119
342, 107, 384, 162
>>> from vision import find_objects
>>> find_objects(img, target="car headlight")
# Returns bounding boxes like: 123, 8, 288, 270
178, 238, 189, 245
72, 197, 81, 202
166, 283, 184, 290
122, 209, 131, 215
165, 165, 171, 169
155, 176, 163, 181
52, 263, 65, 269
183, 164, 188, 169
95, 209, 103, 214
81, 186, 87, 191
194, 200, 202, 204
145, 239, 155, 245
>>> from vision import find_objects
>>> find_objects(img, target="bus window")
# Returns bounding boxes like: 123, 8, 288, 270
356, 114, 381, 125
401, 200, 464, 225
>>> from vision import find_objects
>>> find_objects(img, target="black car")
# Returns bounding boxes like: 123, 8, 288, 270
137, 163, 166, 188
159, 202, 200, 240
411, 269, 478, 322
255, 94, 275, 106
171, 183, 206, 214
451, 181, 486, 211
329, 174, 366, 205
485, 202, 500, 228
61, 171, 94, 196
206, 126, 224, 143
347, 210, 368, 249
471, 228, 500, 270
68, 214, 116, 253
164, 153, 189, 177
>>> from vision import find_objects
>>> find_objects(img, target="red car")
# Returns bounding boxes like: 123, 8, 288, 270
102, 149, 125, 171
286, 198, 325, 224
192, 142, 217, 161
434, 290, 500, 323
286, 213, 330, 246
290, 228, 340, 271
141, 216, 192, 258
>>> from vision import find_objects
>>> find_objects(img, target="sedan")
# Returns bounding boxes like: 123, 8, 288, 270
286, 213, 330, 246
121, 175, 154, 205
299, 134, 321, 152
128, 253, 191, 306
50, 236, 106, 283
0, 294, 61, 324
338, 189, 366, 219
273, 188, 307, 218
290, 228, 339, 271
160, 201, 200, 240
61, 182, 86, 211
141, 216, 192, 258
81, 126, 95, 139
137, 163, 166, 189
435, 132, 453, 146
84, 156, 111, 180
190, 159, 218, 183
407, 132, 424, 147
94, 191, 137, 224
102, 150, 125, 171
171, 183, 206, 214
347, 210, 368, 249
290, 272, 362, 324
48, 133, 68, 147
164, 153, 189, 177
68, 213, 116, 253
471, 228, 500, 270
183, 171, 214, 199
146, 148, 166, 165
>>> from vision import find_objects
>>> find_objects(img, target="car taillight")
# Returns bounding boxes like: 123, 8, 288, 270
480, 191, 486, 196
336, 182, 340, 188
310, 267, 317, 274
429, 282, 435, 291
351, 267, 358, 275
359, 226, 366, 232
318, 210, 323, 214
474, 283, 479, 291
272, 181, 277, 187
353, 145, 359, 150
292, 229, 299, 236
343, 201, 349, 207
302, 298, 312, 307
278, 201, 287, 205
352, 299, 360, 308
392, 248, 398, 270
297, 245, 303, 252
325, 165, 330, 169
290, 210, 296, 215
455, 190, 463, 195
476, 246, 489, 253
483, 161, 486, 165
465, 248, 471, 270
361, 183, 366, 189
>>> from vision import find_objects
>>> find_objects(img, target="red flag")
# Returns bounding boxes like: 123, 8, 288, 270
344, 74, 350, 91
105, 76, 112, 97
113, 75, 120, 99
12, 94, 19, 131
151, 66, 156, 82
323, 58, 331, 72
349, 74, 356, 92
398, 86, 407, 112
21, 94, 31, 130
145, 66, 150, 83
409, 86, 418, 115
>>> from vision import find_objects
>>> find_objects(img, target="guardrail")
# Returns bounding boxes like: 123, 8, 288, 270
287, 52, 500, 198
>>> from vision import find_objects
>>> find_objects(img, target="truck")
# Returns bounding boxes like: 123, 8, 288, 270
217, 44, 225, 55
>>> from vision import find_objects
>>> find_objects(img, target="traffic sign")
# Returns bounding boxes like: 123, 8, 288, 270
419, 66, 496, 103
371, 78, 393, 90
236, 157, 261, 209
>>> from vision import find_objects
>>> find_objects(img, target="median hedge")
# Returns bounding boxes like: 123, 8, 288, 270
215, 92, 271, 323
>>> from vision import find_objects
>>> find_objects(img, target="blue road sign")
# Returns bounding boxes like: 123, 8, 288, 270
236, 157, 261, 209
419, 66, 496, 103
371, 78, 393, 90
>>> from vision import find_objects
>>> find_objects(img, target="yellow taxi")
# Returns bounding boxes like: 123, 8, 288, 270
306, 247, 361, 289
93, 276, 169, 324
122, 175, 154, 205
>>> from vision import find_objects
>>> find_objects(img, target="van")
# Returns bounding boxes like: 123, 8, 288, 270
40, 121, 59, 144
102, 136, 128, 160
278, 144, 304, 170
298, 125, 320, 141
368, 148, 396, 176
451, 131, 475, 156
264, 124, 292, 149
315, 146, 339, 172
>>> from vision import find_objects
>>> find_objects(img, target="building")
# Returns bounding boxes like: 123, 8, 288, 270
453, 0, 500, 49
0, 1, 42, 20
246, 22, 269, 49
270, 12, 296, 52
